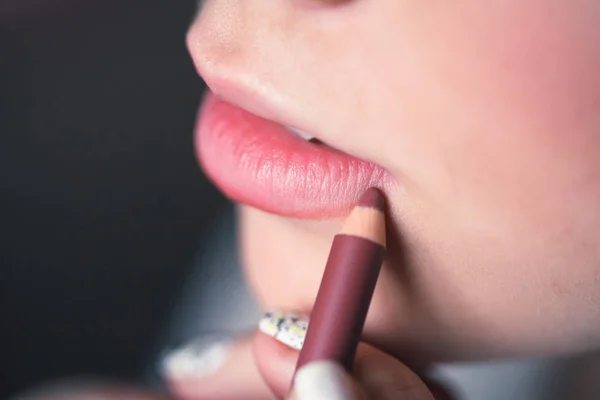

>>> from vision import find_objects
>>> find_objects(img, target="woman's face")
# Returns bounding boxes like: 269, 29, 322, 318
187, 0, 600, 362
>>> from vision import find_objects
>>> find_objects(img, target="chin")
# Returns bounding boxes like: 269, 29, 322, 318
238, 205, 600, 365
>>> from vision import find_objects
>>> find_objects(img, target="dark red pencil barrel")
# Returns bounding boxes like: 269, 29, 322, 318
295, 234, 385, 372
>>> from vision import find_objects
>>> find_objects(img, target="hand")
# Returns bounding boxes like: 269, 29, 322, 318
14, 316, 452, 400
165, 330, 441, 399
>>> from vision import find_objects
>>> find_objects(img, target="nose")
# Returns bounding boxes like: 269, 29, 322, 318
186, 0, 247, 89
185, 0, 348, 96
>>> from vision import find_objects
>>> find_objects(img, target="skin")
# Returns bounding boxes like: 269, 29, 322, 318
13, 1, 600, 399
187, 0, 600, 363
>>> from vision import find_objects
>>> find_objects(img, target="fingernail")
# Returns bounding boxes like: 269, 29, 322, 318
160, 335, 231, 379
258, 310, 308, 350
294, 361, 356, 400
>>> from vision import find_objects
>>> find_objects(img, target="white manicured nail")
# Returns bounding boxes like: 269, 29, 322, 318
160, 336, 231, 379
258, 310, 308, 350
294, 360, 356, 400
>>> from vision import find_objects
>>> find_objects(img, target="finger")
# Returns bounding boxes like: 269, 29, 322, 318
255, 311, 434, 400
162, 332, 276, 400
253, 311, 307, 397
255, 332, 432, 400
252, 329, 298, 397
286, 360, 366, 400
353, 344, 434, 400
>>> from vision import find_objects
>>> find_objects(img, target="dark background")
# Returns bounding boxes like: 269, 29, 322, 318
0, 1, 226, 397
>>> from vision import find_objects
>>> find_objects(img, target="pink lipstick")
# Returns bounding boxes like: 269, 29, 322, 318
195, 92, 390, 219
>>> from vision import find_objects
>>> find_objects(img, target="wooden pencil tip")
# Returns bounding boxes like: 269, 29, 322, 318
356, 187, 385, 212
339, 188, 386, 247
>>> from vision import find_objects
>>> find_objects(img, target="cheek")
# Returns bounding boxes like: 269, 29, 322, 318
416, 0, 600, 328
347, 2, 600, 355
351, 2, 600, 214
387, 1, 600, 227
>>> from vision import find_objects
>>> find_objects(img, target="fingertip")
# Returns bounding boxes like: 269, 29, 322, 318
354, 343, 435, 400
291, 360, 362, 400
164, 334, 275, 400
253, 331, 299, 398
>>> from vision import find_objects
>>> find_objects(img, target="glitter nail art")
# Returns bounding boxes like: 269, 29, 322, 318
259, 311, 309, 350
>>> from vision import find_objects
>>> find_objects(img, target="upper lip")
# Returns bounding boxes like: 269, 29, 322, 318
198, 69, 322, 142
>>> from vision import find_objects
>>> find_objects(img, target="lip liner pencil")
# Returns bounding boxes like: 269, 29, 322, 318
294, 187, 387, 377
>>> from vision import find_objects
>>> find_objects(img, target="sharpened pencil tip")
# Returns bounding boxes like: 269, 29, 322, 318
356, 187, 385, 212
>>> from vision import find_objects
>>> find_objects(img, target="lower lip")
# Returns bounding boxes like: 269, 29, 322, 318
195, 92, 390, 219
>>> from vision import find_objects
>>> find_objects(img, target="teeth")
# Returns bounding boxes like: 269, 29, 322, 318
287, 126, 315, 141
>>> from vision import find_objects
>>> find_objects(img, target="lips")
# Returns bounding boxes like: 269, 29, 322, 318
195, 91, 390, 219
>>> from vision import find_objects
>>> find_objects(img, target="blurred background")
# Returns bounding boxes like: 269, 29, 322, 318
0, 1, 227, 397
